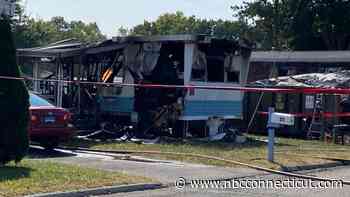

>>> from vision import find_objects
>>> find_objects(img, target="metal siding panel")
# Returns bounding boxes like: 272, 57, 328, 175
183, 100, 242, 117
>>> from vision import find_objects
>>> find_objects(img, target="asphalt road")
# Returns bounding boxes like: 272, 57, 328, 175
99, 168, 350, 197
98, 187, 350, 197
29, 147, 350, 197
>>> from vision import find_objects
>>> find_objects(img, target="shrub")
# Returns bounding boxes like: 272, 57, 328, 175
0, 18, 30, 165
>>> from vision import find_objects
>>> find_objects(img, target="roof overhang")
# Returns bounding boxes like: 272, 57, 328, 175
251, 51, 350, 63
17, 39, 85, 58
17, 48, 84, 58
113, 34, 200, 43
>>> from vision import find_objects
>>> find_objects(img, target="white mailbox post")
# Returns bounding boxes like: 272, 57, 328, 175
0, 0, 15, 16
267, 108, 295, 162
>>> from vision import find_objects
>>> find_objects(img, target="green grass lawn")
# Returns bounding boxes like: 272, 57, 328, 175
270, 135, 350, 160
64, 135, 350, 170
0, 160, 153, 197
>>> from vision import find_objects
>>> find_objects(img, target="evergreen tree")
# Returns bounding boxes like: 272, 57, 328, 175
0, 18, 29, 165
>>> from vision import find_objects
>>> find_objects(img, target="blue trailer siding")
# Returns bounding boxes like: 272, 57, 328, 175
100, 97, 242, 119
100, 97, 134, 113
183, 100, 242, 118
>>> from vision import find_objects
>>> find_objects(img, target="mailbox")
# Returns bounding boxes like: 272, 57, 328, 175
267, 109, 295, 162
270, 112, 295, 126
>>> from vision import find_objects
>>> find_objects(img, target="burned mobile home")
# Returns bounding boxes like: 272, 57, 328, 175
18, 35, 252, 139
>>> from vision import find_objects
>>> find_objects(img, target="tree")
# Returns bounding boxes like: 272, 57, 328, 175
14, 16, 106, 48
233, 0, 295, 50
12, 1, 106, 48
127, 11, 244, 39
11, 1, 106, 48
117, 26, 129, 36
298, 0, 350, 50
234, 0, 350, 50
0, 18, 30, 165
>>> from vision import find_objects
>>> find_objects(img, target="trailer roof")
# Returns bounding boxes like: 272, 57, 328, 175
114, 34, 200, 43
17, 35, 251, 57
17, 39, 85, 58
251, 51, 350, 63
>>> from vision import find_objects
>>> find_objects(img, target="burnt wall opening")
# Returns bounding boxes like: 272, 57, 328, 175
134, 42, 185, 139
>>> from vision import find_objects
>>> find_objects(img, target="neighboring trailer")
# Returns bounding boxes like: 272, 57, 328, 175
247, 51, 350, 137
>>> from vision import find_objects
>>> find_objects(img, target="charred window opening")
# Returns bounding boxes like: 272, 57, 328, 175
227, 71, 240, 83
96, 51, 124, 96
192, 69, 206, 81
191, 45, 207, 82
125, 42, 185, 83
114, 68, 124, 83
225, 52, 244, 84
150, 42, 184, 84
135, 42, 185, 113
196, 41, 236, 83
207, 56, 225, 82
135, 42, 185, 137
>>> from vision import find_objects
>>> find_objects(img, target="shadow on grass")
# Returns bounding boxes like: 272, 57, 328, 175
247, 134, 298, 147
0, 166, 32, 182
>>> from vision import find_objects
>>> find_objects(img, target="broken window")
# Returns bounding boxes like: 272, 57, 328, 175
207, 56, 225, 82
195, 43, 227, 83
190, 42, 247, 84
124, 44, 143, 80
124, 42, 181, 81
100, 67, 124, 97
100, 52, 124, 96
191, 46, 207, 81
113, 68, 124, 83
227, 71, 240, 83
141, 42, 162, 76
191, 69, 206, 81
150, 43, 184, 84
224, 53, 242, 83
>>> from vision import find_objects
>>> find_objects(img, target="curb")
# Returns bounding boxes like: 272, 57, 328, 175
26, 183, 165, 197
281, 161, 350, 172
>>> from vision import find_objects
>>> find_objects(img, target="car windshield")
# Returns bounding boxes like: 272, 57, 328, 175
29, 93, 54, 107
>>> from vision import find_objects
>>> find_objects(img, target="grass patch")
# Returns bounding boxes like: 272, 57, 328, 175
0, 160, 153, 197
270, 135, 350, 160
65, 135, 350, 170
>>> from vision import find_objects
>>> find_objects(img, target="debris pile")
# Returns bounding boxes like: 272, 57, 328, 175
252, 71, 350, 88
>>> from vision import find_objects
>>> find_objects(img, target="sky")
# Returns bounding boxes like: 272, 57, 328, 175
25, 0, 245, 37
